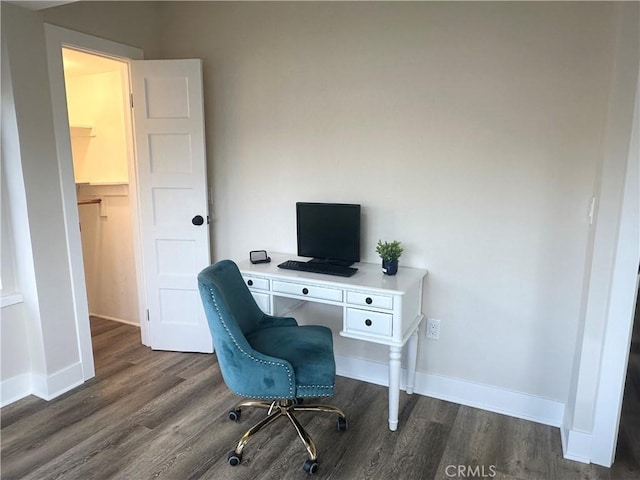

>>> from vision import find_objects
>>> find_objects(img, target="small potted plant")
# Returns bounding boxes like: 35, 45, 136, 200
375, 240, 403, 276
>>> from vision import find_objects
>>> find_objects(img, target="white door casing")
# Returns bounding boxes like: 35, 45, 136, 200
45, 24, 145, 380
130, 59, 212, 352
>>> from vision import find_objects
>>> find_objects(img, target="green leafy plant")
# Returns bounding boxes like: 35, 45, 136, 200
375, 240, 404, 263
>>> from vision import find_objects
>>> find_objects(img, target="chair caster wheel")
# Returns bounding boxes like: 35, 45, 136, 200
303, 459, 318, 474
337, 416, 348, 431
228, 451, 242, 466
228, 409, 241, 421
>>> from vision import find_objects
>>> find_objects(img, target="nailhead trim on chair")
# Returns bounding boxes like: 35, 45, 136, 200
206, 286, 295, 398
297, 385, 334, 397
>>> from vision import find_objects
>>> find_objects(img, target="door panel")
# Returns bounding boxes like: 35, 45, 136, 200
130, 59, 212, 352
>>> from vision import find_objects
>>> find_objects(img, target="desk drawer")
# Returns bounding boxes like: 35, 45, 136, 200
347, 291, 393, 310
251, 291, 271, 314
345, 308, 392, 337
243, 275, 269, 291
273, 280, 343, 302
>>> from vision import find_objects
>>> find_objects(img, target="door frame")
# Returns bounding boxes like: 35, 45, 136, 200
44, 24, 147, 380
590, 72, 640, 466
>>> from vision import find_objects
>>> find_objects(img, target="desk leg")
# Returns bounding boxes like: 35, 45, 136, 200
388, 345, 402, 431
406, 330, 419, 395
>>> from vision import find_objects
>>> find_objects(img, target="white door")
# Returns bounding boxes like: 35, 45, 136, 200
130, 59, 212, 352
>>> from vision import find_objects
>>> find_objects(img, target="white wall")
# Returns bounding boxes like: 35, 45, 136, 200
590, 71, 639, 466
1, 155, 17, 296
1, 111, 32, 404
66, 70, 129, 184
563, 2, 640, 464
2, 4, 81, 375
77, 184, 139, 325
1, 35, 43, 405
158, 2, 618, 404
1, 3, 83, 401
65, 65, 138, 325
0, 0, 161, 404
567, 2, 640, 431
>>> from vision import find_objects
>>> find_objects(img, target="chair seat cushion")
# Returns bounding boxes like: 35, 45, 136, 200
246, 325, 335, 398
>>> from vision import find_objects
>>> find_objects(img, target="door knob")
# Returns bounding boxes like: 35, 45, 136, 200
192, 215, 205, 226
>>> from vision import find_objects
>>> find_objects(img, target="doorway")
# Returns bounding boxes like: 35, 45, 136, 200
46, 25, 213, 382
45, 24, 147, 380
61, 48, 140, 331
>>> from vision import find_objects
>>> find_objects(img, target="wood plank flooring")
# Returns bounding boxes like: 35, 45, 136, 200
1, 317, 638, 479
617, 336, 640, 480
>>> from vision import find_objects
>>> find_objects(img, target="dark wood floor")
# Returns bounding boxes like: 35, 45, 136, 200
1, 317, 638, 479
617, 326, 640, 480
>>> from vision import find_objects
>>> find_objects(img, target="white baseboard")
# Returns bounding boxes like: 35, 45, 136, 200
4, 351, 564, 435
32, 361, 84, 401
336, 353, 390, 387
560, 424, 592, 464
1, 293, 24, 308
2, 362, 85, 406
414, 370, 565, 427
1, 372, 32, 407
89, 313, 140, 327
335, 354, 565, 428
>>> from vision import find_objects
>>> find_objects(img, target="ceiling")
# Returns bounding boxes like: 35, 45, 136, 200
62, 48, 125, 77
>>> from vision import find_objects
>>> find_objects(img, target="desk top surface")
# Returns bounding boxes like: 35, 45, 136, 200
237, 253, 427, 295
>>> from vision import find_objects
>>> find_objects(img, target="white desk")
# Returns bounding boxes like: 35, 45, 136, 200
237, 253, 427, 431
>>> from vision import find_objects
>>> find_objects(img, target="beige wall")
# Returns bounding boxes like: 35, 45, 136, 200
2, 5, 637, 461
77, 184, 139, 324
38, 1, 162, 59
158, 1, 618, 402
64, 62, 139, 324
66, 70, 129, 183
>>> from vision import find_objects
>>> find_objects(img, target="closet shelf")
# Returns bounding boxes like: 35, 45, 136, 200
87, 181, 128, 186
70, 125, 95, 138
77, 198, 102, 205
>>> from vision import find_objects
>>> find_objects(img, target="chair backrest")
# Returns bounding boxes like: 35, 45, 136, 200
197, 260, 264, 339
198, 260, 298, 399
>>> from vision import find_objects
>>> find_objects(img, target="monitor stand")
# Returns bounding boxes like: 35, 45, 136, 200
307, 258, 355, 268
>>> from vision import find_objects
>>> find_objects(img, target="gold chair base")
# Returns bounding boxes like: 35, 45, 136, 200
229, 399, 347, 462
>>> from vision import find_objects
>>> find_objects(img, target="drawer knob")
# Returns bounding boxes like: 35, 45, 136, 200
365, 319, 372, 327
302, 288, 309, 295
247, 279, 253, 286
365, 297, 373, 304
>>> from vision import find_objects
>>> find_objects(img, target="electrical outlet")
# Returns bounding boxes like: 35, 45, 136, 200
426, 318, 440, 340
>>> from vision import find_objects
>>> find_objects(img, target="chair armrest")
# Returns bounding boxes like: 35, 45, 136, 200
215, 332, 297, 399
257, 314, 298, 329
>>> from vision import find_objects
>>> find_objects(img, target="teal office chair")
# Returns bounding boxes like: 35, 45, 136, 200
197, 260, 347, 474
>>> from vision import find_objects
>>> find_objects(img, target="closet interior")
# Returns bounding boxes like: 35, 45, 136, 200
62, 48, 139, 326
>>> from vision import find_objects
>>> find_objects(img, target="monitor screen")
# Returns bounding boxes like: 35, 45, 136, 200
296, 202, 361, 266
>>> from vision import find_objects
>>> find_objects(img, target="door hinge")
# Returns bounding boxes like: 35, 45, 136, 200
130, 93, 134, 109
146, 309, 150, 322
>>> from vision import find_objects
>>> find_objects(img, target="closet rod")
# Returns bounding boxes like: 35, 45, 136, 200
77, 198, 102, 205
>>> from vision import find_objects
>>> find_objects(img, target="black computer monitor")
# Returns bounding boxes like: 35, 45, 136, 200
296, 202, 361, 266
